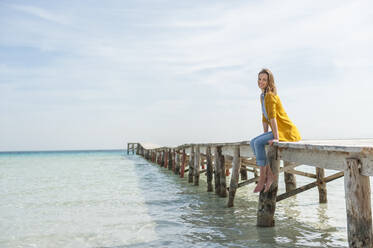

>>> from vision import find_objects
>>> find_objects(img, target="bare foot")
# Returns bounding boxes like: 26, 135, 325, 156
263, 177, 273, 192
253, 181, 265, 193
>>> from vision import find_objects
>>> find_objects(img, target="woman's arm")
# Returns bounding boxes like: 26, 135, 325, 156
262, 121, 269, 133
269, 118, 279, 145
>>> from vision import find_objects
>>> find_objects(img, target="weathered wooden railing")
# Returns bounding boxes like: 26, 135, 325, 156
129, 140, 373, 248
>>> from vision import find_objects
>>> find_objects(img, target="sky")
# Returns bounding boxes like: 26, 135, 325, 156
1, 0, 373, 151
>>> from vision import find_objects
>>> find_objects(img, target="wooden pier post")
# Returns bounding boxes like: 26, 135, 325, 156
175, 150, 180, 175
161, 151, 165, 167
194, 145, 200, 186
188, 146, 194, 183
206, 146, 213, 192
127, 143, 129, 154
228, 145, 240, 207
214, 146, 221, 195
164, 150, 168, 168
240, 163, 248, 181
316, 167, 327, 203
168, 149, 173, 170
257, 146, 280, 227
284, 161, 297, 192
218, 147, 227, 197
172, 149, 176, 172
180, 149, 186, 178
344, 158, 373, 248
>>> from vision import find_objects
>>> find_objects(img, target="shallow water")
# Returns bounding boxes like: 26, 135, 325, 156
0, 150, 372, 247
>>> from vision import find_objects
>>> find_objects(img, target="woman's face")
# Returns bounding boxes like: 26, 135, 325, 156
258, 73, 268, 90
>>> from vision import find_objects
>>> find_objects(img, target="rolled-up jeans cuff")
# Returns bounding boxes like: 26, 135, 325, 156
256, 159, 266, 166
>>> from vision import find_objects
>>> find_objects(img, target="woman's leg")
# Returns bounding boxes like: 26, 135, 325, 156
250, 131, 271, 158
264, 164, 274, 192
252, 132, 274, 193
254, 166, 267, 193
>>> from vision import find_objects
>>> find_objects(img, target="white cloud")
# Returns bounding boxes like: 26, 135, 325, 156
10, 4, 70, 25
1, 0, 373, 150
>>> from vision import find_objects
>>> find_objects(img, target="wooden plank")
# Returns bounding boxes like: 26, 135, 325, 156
286, 169, 317, 178
277, 146, 373, 176
155, 140, 373, 176
344, 158, 373, 248
276, 172, 344, 202
237, 177, 258, 188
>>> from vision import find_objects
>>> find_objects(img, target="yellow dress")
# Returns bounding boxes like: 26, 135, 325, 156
262, 92, 301, 142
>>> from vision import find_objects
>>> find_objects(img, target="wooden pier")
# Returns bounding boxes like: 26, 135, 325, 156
128, 139, 373, 248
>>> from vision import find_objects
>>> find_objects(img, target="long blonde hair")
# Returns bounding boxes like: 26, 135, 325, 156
259, 68, 277, 95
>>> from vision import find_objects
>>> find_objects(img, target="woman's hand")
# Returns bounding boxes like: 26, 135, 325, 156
268, 139, 279, 146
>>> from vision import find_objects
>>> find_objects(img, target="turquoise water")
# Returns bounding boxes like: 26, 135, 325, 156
1, 150, 372, 247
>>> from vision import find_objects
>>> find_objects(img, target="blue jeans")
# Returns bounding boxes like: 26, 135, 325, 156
250, 131, 274, 166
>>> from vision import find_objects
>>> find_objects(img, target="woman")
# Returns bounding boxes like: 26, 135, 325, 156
250, 68, 301, 193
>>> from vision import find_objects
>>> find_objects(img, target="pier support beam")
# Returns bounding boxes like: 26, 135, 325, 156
217, 146, 227, 197
164, 150, 168, 168
284, 161, 297, 192
194, 145, 200, 186
257, 146, 280, 227
214, 147, 221, 195
344, 158, 373, 248
172, 149, 176, 172
228, 145, 240, 207
240, 163, 248, 181
180, 149, 186, 178
316, 167, 327, 203
206, 146, 213, 192
168, 149, 172, 170
188, 146, 194, 183
161, 151, 165, 167
175, 150, 180, 174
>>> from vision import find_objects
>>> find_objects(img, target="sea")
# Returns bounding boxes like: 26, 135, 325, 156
1, 150, 372, 248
